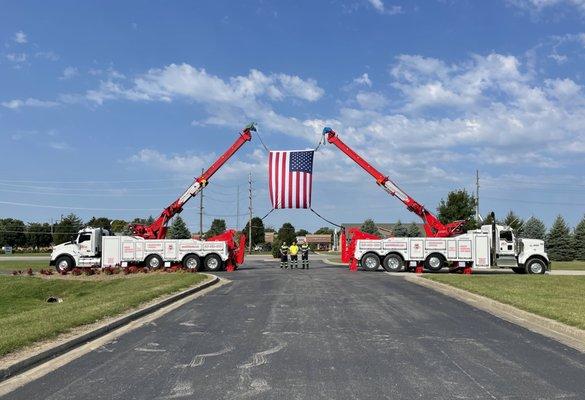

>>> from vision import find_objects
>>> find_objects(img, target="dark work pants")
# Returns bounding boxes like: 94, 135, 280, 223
302, 253, 309, 268
281, 255, 288, 268
290, 254, 298, 268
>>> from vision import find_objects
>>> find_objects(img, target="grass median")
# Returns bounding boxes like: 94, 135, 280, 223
552, 260, 585, 271
425, 275, 585, 330
0, 259, 49, 274
0, 272, 208, 357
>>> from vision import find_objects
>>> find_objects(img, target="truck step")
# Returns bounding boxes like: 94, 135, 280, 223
496, 255, 518, 268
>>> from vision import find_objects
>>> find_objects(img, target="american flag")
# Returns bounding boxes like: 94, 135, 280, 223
268, 150, 314, 209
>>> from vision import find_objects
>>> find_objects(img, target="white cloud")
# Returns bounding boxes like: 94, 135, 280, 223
356, 91, 388, 110
60, 66, 78, 80
6, 53, 27, 63
353, 73, 372, 87
14, 31, 27, 44
35, 51, 59, 61
508, 0, 585, 13
1, 98, 59, 109
367, 0, 403, 14
129, 149, 215, 174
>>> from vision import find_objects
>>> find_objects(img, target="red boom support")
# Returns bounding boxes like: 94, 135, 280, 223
133, 123, 255, 239
323, 127, 464, 237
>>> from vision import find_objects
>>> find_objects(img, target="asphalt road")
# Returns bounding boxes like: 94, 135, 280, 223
4, 259, 585, 399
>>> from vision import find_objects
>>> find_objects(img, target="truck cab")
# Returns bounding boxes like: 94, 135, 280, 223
50, 227, 111, 272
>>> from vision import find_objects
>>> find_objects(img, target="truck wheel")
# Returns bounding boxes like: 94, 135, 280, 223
383, 254, 404, 272
424, 254, 445, 272
511, 267, 526, 274
204, 254, 222, 271
361, 253, 380, 271
525, 258, 546, 274
182, 254, 200, 271
145, 254, 163, 269
55, 256, 74, 273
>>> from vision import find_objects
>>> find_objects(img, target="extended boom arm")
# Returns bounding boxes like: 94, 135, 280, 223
133, 123, 256, 239
323, 127, 463, 237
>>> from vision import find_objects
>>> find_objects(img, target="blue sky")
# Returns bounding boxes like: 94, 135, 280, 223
1, 0, 585, 233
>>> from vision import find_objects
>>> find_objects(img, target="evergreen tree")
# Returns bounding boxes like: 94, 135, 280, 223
360, 219, 380, 236
315, 227, 334, 235
521, 217, 546, 240
546, 215, 575, 261
53, 214, 83, 245
87, 216, 112, 230
503, 210, 524, 236
392, 220, 408, 237
407, 222, 421, 237
206, 219, 227, 238
295, 229, 309, 237
0, 218, 27, 247
574, 215, 585, 261
277, 222, 296, 245
26, 222, 53, 248
168, 216, 191, 239
482, 211, 497, 226
242, 217, 266, 247
437, 189, 477, 231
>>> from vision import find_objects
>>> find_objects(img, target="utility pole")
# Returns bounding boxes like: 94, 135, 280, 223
236, 185, 240, 231
199, 168, 204, 237
475, 169, 480, 222
248, 172, 252, 254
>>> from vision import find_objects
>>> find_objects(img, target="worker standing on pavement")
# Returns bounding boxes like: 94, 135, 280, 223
300, 242, 310, 269
289, 241, 299, 269
280, 242, 289, 269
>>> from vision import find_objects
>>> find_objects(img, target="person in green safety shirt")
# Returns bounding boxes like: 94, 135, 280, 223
300, 241, 310, 269
280, 242, 289, 269
289, 241, 299, 269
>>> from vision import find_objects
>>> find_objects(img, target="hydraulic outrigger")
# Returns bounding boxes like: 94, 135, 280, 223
322, 127, 465, 269
131, 123, 257, 270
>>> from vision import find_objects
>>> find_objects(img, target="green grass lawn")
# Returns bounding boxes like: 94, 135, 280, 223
551, 260, 585, 271
0, 259, 50, 273
0, 273, 208, 357
425, 275, 585, 330
0, 253, 50, 257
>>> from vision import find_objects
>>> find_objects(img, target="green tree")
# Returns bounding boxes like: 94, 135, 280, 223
111, 219, 128, 233
503, 211, 524, 236
437, 189, 477, 231
295, 229, 309, 237
87, 216, 112, 230
392, 220, 408, 237
360, 219, 380, 236
315, 227, 333, 235
407, 222, 421, 237
574, 215, 585, 261
53, 214, 83, 245
26, 222, 53, 248
271, 238, 283, 258
546, 215, 574, 261
0, 218, 27, 247
277, 222, 296, 245
206, 219, 227, 238
242, 217, 266, 247
482, 211, 497, 226
168, 216, 191, 239
521, 217, 546, 240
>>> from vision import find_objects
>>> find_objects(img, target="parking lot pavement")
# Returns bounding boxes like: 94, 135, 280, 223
3, 258, 585, 399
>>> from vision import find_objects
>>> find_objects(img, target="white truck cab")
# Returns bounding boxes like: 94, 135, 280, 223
51, 227, 230, 273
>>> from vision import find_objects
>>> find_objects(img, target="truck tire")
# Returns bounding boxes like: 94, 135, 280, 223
511, 267, 526, 274
55, 256, 74, 273
361, 253, 380, 271
145, 254, 164, 269
383, 253, 404, 272
182, 254, 200, 271
424, 253, 445, 272
204, 254, 222, 272
525, 258, 546, 274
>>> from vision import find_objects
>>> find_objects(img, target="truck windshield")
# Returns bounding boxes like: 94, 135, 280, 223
78, 233, 91, 243
500, 230, 513, 242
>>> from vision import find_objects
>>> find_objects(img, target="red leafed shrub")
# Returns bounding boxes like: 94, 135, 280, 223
27, 268, 34, 276
40, 269, 54, 276
141, 267, 149, 274
71, 268, 83, 276
83, 268, 95, 276
124, 266, 140, 275
12, 270, 22, 276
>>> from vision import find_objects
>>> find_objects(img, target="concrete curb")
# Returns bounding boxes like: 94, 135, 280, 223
403, 274, 585, 353
0, 274, 220, 382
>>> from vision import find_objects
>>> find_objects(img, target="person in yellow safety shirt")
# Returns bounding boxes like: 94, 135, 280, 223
289, 241, 299, 269
280, 242, 289, 269
300, 242, 310, 269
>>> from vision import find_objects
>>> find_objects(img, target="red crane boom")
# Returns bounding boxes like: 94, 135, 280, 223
133, 123, 256, 239
323, 127, 464, 238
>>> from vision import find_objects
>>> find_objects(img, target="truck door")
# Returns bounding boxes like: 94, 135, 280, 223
77, 232, 93, 257
498, 229, 516, 256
